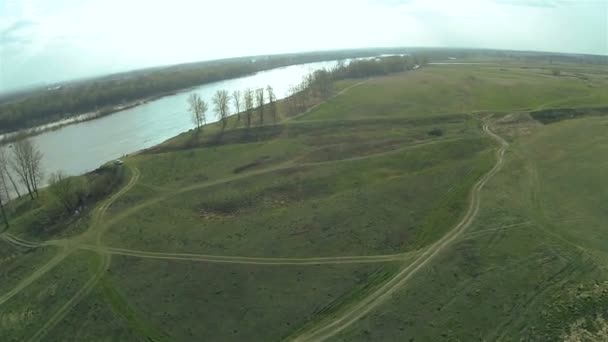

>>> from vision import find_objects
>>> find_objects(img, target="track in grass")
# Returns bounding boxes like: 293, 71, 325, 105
81, 245, 415, 265
289, 122, 509, 342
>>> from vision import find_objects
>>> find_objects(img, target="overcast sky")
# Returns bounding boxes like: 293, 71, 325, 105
1, 0, 606, 92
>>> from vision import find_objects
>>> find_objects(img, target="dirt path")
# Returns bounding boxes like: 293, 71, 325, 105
17, 167, 140, 341
79, 245, 412, 265
101, 136, 461, 231
25, 169, 141, 341
286, 80, 369, 122
290, 122, 509, 342
0, 137, 452, 268
28, 252, 111, 342
0, 247, 70, 306
1, 232, 65, 248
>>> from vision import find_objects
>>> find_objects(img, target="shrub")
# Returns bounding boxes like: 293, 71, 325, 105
428, 128, 444, 137
88, 165, 126, 199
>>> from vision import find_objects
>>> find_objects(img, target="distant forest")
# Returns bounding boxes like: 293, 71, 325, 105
0, 48, 605, 135
0, 49, 410, 134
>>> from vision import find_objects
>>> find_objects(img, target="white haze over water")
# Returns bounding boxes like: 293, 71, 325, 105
1, 0, 607, 91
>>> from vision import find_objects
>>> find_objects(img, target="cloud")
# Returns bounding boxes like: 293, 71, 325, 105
493, 0, 569, 7
0, 19, 37, 45
371, 0, 415, 5
0, 0, 606, 92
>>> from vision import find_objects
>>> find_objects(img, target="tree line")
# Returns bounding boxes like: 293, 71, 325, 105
186, 55, 426, 137
0, 49, 411, 135
187, 85, 279, 136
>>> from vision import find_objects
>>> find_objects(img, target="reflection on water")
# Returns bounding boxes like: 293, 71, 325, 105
11, 60, 340, 192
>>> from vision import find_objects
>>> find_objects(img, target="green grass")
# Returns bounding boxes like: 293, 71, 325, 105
0, 250, 99, 341
44, 285, 141, 342
0, 241, 58, 295
519, 116, 608, 255
103, 137, 492, 257
299, 64, 608, 121
333, 115, 608, 341
108, 255, 400, 341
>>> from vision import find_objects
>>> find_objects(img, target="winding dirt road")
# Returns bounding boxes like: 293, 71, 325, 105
80, 245, 412, 265
290, 123, 509, 342
0, 248, 70, 306
25, 168, 143, 341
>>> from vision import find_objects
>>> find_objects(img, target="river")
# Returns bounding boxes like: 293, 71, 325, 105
1, 60, 344, 197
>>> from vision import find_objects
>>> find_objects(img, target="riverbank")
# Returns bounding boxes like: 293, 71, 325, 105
0, 49, 408, 136
1, 84, 222, 144
0, 60, 354, 200
0, 60, 343, 145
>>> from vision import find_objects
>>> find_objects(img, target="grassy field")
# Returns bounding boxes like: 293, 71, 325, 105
300, 64, 608, 121
1, 59, 607, 341
0, 241, 58, 296
107, 257, 401, 341
102, 137, 492, 257
44, 285, 140, 342
0, 250, 99, 341
332, 113, 608, 341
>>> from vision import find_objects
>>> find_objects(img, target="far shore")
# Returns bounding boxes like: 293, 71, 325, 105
0, 93, 172, 145
0, 60, 331, 144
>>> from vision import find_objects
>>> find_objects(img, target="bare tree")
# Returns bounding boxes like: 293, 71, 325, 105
313, 69, 333, 99
213, 90, 231, 133
243, 88, 254, 131
188, 93, 208, 132
11, 138, 43, 200
286, 85, 296, 116
0, 168, 9, 202
0, 148, 20, 198
302, 73, 314, 91
0, 157, 8, 228
256, 88, 265, 125
266, 85, 278, 123
286, 85, 303, 116
232, 90, 242, 127
296, 76, 311, 110
0, 182, 7, 228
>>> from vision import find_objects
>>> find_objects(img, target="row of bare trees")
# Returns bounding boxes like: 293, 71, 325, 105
0, 138, 44, 228
186, 56, 422, 137
187, 85, 279, 137
285, 69, 335, 116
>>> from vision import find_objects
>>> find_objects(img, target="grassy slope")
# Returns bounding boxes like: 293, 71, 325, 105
334, 115, 608, 341
300, 64, 608, 121
108, 256, 400, 341
103, 138, 492, 257
44, 286, 140, 342
0, 241, 58, 296
0, 250, 98, 341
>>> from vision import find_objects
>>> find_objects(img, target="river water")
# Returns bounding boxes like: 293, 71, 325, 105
3, 60, 342, 195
